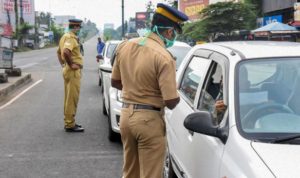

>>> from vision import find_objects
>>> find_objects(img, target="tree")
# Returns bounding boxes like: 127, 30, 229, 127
146, 1, 155, 13
14, 0, 19, 40
79, 20, 98, 42
244, 0, 262, 17
50, 24, 64, 44
103, 28, 121, 41
17, 22, 33, 47
164, 0, 178, 8
181, 20, 208, 42
198, 1, 256, 41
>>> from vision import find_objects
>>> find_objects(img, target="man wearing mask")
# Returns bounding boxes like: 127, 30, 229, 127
111, 3, 188, 178
57, 19, 84, 132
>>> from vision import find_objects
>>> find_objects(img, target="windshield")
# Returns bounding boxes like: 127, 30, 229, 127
168, 46, 191, 69
106, 43, 118, 59
236, 58, 300, 139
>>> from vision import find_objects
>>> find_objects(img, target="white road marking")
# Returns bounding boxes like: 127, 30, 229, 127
0, 79, 43, 110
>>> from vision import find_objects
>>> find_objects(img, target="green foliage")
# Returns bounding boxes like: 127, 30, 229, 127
104, 28, 121, 41
79, 20, 98, 42
201, 2, 255, 39
146, 1, 155, 12
164, 0, 178, 8
38, 12, 52, 28
182, 1, 257, 42
50, 24, 64, 44
181, 20, 208, 41
19, 22, 33, 34
244, 0, 262, 16
15, 22, 33, 46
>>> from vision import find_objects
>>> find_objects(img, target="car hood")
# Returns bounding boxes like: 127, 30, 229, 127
251, 142, 300, 177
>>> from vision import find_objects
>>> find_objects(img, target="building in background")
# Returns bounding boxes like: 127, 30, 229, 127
104, 23, 114, 30
0, 0, 35, 36
178, 0, 241, 21
178, 0, 209, 21
53, 15, 75, 28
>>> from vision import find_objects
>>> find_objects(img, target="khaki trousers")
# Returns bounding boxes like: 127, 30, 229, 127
63, 66, 81, 128
120, 105, 166, 178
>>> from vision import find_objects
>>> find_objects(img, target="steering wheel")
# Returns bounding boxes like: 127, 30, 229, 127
241, 102, 294, 129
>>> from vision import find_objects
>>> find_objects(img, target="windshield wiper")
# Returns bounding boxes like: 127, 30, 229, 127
270, 134, 300, 143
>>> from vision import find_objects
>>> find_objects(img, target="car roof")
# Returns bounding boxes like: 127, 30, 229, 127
197, 41, 300, 59
174, 41, 191, 47
106, 40, 122, 44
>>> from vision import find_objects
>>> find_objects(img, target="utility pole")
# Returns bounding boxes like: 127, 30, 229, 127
14, 0, 19, 42
122, 0, 125, 38
20, 0, 24, 24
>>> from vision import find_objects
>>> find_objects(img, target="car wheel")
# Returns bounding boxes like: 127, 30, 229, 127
107, 104, 120, 142
163, 148, 177, 178
102, 97, 107, 116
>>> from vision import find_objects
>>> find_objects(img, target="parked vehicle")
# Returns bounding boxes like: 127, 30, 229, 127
98, 40, 121, 88
100, 41, 191, 141
164, 41, 300, 178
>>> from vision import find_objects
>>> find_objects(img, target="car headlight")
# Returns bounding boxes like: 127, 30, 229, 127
116, 90, 123, 102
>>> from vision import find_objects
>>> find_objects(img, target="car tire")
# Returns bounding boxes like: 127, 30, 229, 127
163, 149, 177, 178
107, 103, 120, 142
102, 97, 107, 116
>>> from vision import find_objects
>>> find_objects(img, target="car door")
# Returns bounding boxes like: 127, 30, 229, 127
166, 49, 212, 178
187, 52, 228, 178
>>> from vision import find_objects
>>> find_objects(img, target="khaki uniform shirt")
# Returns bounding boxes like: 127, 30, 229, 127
111, 33, 178, 108
58, 31, 83, 66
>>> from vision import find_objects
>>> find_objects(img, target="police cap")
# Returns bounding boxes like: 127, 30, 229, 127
69, 19, 83, 26
155, 3, 188, 32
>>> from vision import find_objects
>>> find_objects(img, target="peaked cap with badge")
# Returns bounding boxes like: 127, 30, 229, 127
155, 3, 188, 33
69, 18, 83, 26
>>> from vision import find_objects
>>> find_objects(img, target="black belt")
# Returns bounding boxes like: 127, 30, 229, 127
122, 103, 161, 111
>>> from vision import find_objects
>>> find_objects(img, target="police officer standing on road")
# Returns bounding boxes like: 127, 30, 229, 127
111, 3, 188, 178
57, 19, 84, 132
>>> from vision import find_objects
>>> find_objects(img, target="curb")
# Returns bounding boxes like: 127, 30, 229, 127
0, 73, 32, 101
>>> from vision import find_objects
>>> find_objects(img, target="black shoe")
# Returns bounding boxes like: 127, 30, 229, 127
75, 123, 82, 128
65, 125, 84, 132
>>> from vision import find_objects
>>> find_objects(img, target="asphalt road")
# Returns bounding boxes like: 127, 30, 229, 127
0, 37, 123, 178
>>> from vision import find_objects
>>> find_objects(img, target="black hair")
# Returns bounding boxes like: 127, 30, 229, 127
151, 13, 180, 34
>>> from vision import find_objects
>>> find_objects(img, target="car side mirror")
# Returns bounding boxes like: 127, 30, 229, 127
184, 111, 227, 143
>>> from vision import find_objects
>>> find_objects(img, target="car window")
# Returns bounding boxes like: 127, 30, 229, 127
245, 63, 276, 85
106, 44, 118, 59
179, 56, 210, 104
237, 58, 300, 135
167, 46, 191, 69
197, 63, 224, 125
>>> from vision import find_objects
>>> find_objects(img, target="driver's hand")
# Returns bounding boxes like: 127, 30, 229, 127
215, 100, 226, 113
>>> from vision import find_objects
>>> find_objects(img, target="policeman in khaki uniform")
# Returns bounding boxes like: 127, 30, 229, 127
111, 3, 188, 178
57, 19, 84, 132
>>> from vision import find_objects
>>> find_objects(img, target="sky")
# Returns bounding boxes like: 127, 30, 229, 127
34, 0, 165, 30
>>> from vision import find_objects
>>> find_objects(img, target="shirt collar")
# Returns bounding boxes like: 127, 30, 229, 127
69, 31, 77, 38
147, 32, 166, 48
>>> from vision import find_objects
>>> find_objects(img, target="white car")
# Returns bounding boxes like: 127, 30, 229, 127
98, 40, 121, 88
164, 41, 300, 178
100, 41, 191, 141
